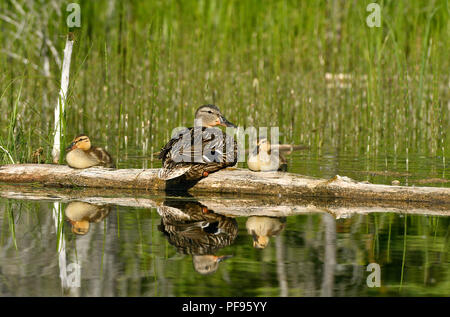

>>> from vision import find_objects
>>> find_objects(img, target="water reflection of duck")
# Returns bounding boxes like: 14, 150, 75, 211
192, 255, 233, 275
157, 199, 237, 275
65, 201, 111, 235
158, 105, 237, 181
246, 216, 286, 249
65, 135, 115, 169
248, 138, 308, 172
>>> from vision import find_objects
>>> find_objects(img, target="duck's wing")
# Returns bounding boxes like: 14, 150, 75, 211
158, 164, 192, 180
158, 127, 237, 180
202, 128, 237, 164
90, 147, 115, 168
158, 129, 187, 161
157, 128, 192, 179
159, 127, 198, 162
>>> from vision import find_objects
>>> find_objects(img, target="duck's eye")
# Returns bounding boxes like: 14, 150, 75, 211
208, 110, 213, 114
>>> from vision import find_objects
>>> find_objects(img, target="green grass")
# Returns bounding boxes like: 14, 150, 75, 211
0, 1, 448, 177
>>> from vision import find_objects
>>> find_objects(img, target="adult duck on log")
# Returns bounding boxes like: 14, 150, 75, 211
158, 105, 238, 181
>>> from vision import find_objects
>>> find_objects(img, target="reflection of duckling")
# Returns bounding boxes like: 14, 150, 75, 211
65, 135, 114, 169
246, 216, 286, 249
157, 199, 237, 275
65, 202, 111, 235
158, 105, 237, 181
247, 138, 308, 172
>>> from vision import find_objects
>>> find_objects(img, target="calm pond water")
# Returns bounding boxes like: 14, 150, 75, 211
0, 196, 448, 297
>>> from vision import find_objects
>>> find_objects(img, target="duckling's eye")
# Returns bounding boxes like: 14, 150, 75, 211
208, 110, 213, 114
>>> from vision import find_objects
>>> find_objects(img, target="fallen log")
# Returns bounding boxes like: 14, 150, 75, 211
0, 164, 449, 204
0, 185, 448, 218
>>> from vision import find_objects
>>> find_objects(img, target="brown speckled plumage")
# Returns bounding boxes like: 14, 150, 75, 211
157, 199, 238, 255
158, 105, 237, 181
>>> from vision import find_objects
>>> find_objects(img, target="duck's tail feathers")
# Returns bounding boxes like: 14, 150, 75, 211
158, 166, 192, 180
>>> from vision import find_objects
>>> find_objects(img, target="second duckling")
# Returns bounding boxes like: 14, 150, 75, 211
66, 134, 115, 168
247, 138, 308, 172
246, 216, 286, 249
248, 138, 284, 172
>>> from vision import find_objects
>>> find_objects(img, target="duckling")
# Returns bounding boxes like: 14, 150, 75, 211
247, 138, 308, 172
65, 201, 111, 235
158, 105, 237, 181
248, 138, 282, 172
65, 134, 115, 168
246, 216, 286, 249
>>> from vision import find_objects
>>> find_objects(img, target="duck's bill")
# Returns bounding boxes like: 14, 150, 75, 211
219, 116, 236, 128
216, 255, 234, 262
65, 142, 75, 151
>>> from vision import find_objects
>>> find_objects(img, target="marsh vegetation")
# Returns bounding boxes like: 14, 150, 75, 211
0, 0, 448, 297
0, 0, 448, 185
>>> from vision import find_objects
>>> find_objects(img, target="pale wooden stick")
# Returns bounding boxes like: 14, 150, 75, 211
52, 33, 74, 163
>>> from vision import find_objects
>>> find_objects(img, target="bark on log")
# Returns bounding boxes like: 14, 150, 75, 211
0, 164, 449, 205
0, 185, 448, 218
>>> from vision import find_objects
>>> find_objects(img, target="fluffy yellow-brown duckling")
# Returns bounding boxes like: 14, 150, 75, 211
246, 216, 286, 249
65, 135, 114, 168
247, 138, 308, 172
65, 201, 111, 235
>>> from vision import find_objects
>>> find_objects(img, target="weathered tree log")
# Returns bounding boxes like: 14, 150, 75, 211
0, 164, 449, 204
0, 185, 448, 218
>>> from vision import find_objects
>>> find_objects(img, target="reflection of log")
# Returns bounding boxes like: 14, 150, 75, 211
0, 164, 449, 204
0, 185, 448, 218
320, 214, 336, 297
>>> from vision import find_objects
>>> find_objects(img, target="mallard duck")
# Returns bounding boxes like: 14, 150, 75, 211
157, 199, 237, 274
65, 201, 111, 235
246, 216, 286, 249
157, 199, 238, 254
247, 138, 308, 172
65, 134, 115, 168
158, 105, 237, 180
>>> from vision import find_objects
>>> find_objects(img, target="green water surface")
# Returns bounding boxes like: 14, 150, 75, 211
0, 198, 448, 297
